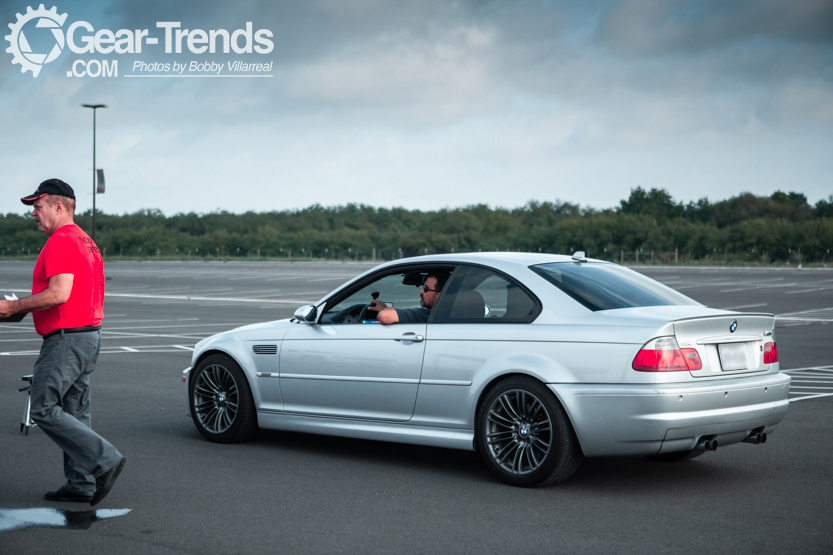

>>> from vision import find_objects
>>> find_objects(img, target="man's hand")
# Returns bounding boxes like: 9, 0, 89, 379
367, 300, 399, 324
4, 273, 74, 317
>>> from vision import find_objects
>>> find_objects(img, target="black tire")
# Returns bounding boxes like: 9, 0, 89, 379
476, 377, 583, 487
646, 449, 704, 463
190, 353, 258, 443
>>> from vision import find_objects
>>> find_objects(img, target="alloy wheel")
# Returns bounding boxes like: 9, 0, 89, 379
193, 363, 240, 434
483, 388, 553, 476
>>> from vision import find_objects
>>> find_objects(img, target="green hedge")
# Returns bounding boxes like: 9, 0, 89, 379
2, 189, 831, 263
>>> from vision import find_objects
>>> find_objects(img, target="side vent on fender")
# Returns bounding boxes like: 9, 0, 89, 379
252, 345, 278, 355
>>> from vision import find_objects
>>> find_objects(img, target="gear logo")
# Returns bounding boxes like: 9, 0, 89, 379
5, 4, 67, 77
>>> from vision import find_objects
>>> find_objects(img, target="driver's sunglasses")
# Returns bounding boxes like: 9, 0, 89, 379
421, 284, 440, 293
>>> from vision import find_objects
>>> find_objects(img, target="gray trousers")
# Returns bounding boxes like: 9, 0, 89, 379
30, 329, 122, 495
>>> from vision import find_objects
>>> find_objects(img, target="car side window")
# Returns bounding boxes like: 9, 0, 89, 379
320, 272, 421, 324
319, 266, 455, 324
431, 266, 538, 323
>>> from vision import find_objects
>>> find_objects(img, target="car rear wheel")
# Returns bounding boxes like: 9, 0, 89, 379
476, 377, 583, 487
190, 353, 258, 443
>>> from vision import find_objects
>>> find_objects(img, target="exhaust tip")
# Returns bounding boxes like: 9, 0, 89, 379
743, 432, 767, 445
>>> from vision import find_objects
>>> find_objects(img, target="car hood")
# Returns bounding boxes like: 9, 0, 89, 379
194, 318, 294, 353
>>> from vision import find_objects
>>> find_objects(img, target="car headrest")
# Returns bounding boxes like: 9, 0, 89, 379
451, 290, 485, 319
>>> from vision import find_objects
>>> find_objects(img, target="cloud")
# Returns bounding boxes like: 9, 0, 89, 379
1, 0, 831, 217
597, 0, 833, 55
282, 25, 497, 105
105, 132, 141, 159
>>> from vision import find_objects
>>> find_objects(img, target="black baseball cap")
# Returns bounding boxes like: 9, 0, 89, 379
21, 179, 75, 205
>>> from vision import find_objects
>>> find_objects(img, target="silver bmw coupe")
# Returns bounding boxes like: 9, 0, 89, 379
182, 253, 790, 487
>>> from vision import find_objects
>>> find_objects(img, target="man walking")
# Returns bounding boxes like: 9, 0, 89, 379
0, 179, 125, 506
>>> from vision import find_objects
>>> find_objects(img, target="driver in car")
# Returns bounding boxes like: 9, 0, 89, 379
367, 271, 450, 324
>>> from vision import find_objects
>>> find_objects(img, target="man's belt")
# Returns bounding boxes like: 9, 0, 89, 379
42, 325, 101, 340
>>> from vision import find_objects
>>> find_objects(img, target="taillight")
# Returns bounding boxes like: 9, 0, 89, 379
681, 348, 702, 370
763, 342, 778, 364
633, 337, 702, 372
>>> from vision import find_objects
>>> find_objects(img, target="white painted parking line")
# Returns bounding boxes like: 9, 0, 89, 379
0, 338, 42, 344
103, 318, 201, 324
104, 292, 317, 304
781, 309, 833, 315
717, 303, 769, 310
788, 392, 833, 402
786, 287, 833, 295
106, 285, 152, 293
783, 366, 833, 402
102, 331, 206, 340
103, 323, 251, 331
215, 289, 283, 296
0, 344, 199, 356
266, 274, 356, 281
257, 291, 327, 297
777, 307, 833, 320
719, 282, 800, 293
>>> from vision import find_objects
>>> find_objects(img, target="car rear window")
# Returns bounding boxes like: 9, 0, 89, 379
529, 262, 698, 311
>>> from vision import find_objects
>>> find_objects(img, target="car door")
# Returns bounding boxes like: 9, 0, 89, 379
414, 265, 541, 427
278, 268, 443, 421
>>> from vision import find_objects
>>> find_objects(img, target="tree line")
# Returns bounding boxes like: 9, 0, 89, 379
2, 188, 832, 264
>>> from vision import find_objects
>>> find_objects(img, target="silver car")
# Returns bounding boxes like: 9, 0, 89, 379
182, 253, 790, 487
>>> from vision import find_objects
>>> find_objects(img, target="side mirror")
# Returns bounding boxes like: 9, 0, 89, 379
294, 305, 318, 323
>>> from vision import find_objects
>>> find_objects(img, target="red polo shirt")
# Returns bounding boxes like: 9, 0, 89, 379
32, 224, 104, 336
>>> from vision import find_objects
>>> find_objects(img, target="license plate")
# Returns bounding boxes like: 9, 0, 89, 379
718, 343, 748, 371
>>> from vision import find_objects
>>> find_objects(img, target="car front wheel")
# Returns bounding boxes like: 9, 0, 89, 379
477, 377, 583, 487
190, 353, 258, 443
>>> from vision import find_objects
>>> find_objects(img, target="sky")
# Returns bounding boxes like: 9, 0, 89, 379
1, 0, 831, 217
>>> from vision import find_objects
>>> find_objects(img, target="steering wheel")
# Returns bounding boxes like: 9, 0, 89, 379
358, 291, 381, 322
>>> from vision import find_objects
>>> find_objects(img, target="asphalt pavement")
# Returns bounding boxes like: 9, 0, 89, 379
0, 261, 830, 554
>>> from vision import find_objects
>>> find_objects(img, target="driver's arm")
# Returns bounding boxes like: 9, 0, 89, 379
368, 300, 400, 325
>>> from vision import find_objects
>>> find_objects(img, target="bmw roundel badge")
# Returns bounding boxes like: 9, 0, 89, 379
730, 320, 738, 333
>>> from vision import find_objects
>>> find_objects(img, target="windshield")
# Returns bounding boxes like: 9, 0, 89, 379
530, 262, 699, 311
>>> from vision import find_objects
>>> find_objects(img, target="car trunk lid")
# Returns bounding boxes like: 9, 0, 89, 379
673, 313, 777, 379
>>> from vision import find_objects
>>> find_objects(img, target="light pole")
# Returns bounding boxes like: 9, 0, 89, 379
81, 103, 106, 243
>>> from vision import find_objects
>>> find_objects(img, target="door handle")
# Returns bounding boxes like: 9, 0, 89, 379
394, 334, 424, 342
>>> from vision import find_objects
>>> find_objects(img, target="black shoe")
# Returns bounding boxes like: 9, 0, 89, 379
90, 457, 126, 507
44, 485, 93, 503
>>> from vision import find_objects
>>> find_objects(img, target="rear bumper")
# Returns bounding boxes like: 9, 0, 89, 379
551, 372, 791, 457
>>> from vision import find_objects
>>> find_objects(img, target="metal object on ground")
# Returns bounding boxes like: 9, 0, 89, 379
19, 374, 35, 435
